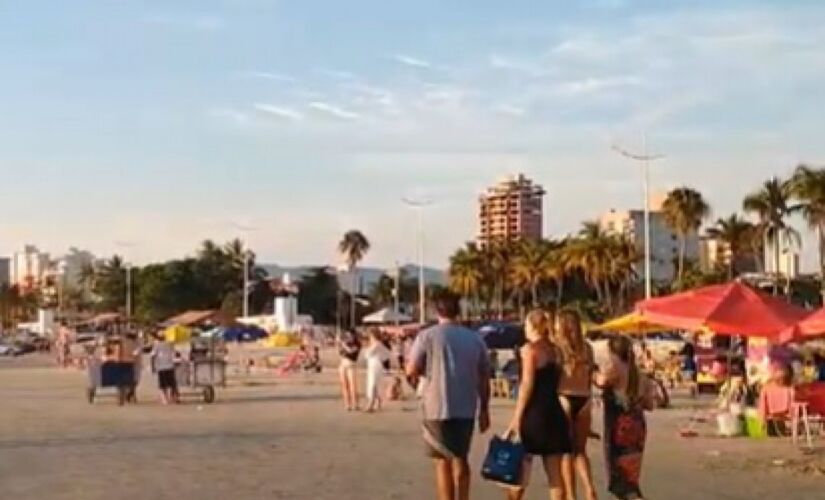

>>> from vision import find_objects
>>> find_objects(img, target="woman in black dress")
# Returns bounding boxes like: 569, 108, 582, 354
505, 310, 572, 500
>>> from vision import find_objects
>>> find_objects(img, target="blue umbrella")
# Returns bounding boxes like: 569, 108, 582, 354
220, 325, 269, 343
478, 322, 524, 350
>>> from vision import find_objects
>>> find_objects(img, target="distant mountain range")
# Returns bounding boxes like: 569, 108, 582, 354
259, 263, 447, 294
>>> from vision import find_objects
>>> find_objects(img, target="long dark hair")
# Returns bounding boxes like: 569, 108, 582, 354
608, 336, 640, 403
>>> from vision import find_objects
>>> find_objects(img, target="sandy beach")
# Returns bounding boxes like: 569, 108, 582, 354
1, 352, 822, 500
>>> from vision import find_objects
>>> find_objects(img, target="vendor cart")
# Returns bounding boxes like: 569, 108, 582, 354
86, 334, 141, 405
175, 337, 227, 404
86, 358, 137, 405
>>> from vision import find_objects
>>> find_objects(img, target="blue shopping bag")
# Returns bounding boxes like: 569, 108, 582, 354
481, 434, 525, 487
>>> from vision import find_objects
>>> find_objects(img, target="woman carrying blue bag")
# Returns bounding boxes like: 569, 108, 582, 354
501, 310, 572, 500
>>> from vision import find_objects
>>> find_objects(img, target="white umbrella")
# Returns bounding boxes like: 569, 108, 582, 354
362, 307, 413, 325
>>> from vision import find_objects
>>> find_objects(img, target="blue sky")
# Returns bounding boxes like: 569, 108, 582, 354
1, 0, 824, 269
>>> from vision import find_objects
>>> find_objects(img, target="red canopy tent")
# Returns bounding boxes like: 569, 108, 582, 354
635, 282, 810, 337
780, 307, 825, 344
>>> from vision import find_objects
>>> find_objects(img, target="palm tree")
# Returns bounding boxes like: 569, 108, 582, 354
338, 230, 370, 327
743, 177, 801, 294
790, 165, 825, 296
706, 214, 756, 279
662, 187, 711, 282
605, 236, 640, 312
448, 243, 484, 318
484, 242, 511, 318
509, 239, 551, 308
369, 274, 397, 308
568, 221, 612, 302
78, 261, 98, 296
543, 239, 568, 309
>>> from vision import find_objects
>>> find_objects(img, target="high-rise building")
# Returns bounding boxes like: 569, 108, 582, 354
9, 245, 52, 291
478, 174, 545, 246
599, 208, 699, 284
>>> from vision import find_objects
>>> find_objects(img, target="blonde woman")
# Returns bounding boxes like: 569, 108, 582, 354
556, 310, 598, 500
505, 310, 571, 500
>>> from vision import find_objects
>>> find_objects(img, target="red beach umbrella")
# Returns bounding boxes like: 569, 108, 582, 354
780, 307, 825, 344
635, 282, 810, 338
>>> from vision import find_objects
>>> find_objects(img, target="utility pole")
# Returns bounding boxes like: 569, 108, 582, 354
402, 197, 433, 324
612, 136, 665, 300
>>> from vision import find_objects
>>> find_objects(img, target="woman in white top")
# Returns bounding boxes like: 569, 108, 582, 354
364, 328, 391, 412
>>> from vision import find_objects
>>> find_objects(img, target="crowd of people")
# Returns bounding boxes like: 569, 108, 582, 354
336, 291, 661, 500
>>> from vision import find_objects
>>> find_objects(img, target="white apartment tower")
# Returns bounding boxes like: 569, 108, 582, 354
599, 209, 699, 285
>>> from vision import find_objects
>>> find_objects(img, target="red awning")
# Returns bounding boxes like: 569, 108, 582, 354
635, 282, 810, 337
780, 307, 825, 343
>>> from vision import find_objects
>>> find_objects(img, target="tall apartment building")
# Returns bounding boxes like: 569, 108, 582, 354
478, 174, 545, 246
599, 208, 699, 284
9, 245, 52, 291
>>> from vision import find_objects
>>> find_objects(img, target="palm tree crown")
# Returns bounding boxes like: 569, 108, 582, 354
662, 187, 711, 281
743, 177, 800, 292
338, 230, 371, 269
705, 214, 755, 279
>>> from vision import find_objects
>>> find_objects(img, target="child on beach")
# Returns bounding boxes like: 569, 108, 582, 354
364, 328, 391, 412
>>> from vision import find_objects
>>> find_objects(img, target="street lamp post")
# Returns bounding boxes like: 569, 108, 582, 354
126, 264, 132, 321
115, 241, 139, 325
612, 136, 664, 300
392, 262, 401, 326
227, 222, 258, 319
242, 249, 250, 318
402, 197, 433, 324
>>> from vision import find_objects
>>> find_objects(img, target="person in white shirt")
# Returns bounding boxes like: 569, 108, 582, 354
151, 333, 179, 405
364, 328, 391, 412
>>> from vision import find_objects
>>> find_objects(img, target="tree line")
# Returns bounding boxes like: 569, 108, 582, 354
447, 164, 825, 321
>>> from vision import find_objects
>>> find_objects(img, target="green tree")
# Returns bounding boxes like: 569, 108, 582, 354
509, 239, 551, 308
706, 214, 756, 280
448, 243, 484, 318
790, 165, 825, 297
298, 267, 341, 325
743, 177, 801, 294
338, 230, 370, 327
662, 187, 711, 282
93, 255, 129, 313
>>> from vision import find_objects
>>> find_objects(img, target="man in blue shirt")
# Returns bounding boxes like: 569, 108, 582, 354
407, 290, 491, 500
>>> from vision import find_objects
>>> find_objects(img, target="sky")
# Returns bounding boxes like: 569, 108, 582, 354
1, 0, 824, 270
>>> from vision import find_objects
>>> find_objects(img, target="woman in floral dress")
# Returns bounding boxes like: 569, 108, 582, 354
596, 336, 658, 500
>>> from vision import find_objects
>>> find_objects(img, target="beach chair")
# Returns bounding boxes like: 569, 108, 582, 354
791, 386, 825, 448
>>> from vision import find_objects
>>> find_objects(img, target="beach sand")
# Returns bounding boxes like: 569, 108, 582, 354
1, 352, 822, 500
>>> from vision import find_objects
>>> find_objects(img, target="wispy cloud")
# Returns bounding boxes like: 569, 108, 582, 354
308, 102, 360, 120
253, 103, 304, 121
393, 54, 432, 69
240, 71, 295, 83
